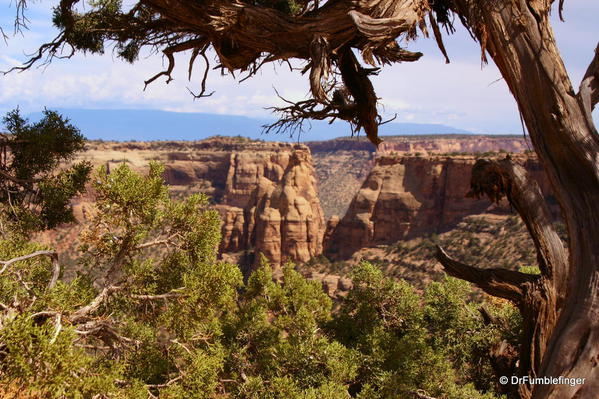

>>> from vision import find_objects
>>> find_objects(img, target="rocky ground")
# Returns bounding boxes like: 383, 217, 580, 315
301, 213, 567, 297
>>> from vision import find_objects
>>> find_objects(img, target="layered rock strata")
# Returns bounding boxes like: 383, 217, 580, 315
73, 137, 326, 270
324, 154, 554, 259
216, 149, 325, 270
305, 134, 531, 155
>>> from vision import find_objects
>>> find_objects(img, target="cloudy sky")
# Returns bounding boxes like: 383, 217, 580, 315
0, 0, 597, 135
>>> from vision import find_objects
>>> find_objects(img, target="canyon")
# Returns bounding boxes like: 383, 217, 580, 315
53, 134, 551, 278
323, 153, 555, 259
70, 137, 324, 272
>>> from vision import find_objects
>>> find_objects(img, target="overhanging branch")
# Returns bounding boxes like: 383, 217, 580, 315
9, 0, 430, 146
435, 245, 537, 304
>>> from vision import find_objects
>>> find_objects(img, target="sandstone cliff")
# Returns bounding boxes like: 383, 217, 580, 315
58, 135, 547, 269
306, 134, 531, 155
68, 137, 326, 271
216, 149, 325, 270
307, 134, 532, 219
324, 154, 555, 259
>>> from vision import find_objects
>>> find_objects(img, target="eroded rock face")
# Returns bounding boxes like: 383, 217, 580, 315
324, 154, 554, 259
217, 150, 325, 271
70, 137, 326, 271
305, 134, 531, 155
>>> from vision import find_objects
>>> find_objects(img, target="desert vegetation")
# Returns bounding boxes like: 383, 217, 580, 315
0, 113, 520, 398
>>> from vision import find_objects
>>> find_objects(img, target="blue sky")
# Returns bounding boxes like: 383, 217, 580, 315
0, 0, 597, 137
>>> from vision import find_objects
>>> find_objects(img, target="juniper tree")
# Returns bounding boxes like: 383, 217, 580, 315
0, 108, 90, 234
0, 163, 509, 398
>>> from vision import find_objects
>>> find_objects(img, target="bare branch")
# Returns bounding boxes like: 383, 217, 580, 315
466, 158, 567, 287
75, 320, 140, 346
130, 287, 186, 300
428, 12, 450, 64
578, 43, 599, 120
2, 33, 71, 74
188, 50, 215, 99
0, 250, 58, 275
30, 310, 59, 320
435, 245, 537, 304
49, 313, 62, 344
263, 87, 344, 137
144, 39, 207, 89
146, 375, 183, 389
47, 252, 61, 290
135, 238, 171, 250
70, 286, 122, 323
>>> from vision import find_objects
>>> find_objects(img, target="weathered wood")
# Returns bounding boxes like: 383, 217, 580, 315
435, 245, 537, 303
579, 43, 599, 124
446, 1, 599, 397
436, 158, 566, 398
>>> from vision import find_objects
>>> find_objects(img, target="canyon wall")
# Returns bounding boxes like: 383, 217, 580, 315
74, 136, 550, 266
324, 154, 555, 259
307, 134, 532, 219
216, 149, 325, 270
76, 138, 326, 271
306, 134, 531, 155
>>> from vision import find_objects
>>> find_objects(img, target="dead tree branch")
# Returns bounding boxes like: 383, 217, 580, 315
578, 43, 599, 123
70, 286, 122, 323
144, 39, 207, 89
0, 250, 59, 281
466, 158, 567, 290
8, 0, 429, 146
130, 287, 186, 300
435, 245, 537, 304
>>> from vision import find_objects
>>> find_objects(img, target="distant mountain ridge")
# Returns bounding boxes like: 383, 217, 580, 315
26, 108, 475, 141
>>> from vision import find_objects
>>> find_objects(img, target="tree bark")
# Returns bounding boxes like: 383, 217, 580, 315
440, 1, 599, 397
438, 156, 569, 398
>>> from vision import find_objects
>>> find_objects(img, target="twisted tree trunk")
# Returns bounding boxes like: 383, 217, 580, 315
436, 1, 599, 398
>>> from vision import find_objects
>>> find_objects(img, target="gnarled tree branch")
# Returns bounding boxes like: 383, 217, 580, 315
466, 157, 567, 292
578, 42, 599, 123
0, 250, 59, 287
9, 0, 430, 146
70, 285, 122, 323
435, 245, 537, 304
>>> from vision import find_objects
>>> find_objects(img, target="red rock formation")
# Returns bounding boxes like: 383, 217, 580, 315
69, 137, 326, 270
305, 134, 532, 155
324, 154, 554, 259
217, 150, 325, 270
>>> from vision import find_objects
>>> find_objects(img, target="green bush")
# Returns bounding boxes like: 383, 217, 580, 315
0, 162, 512, 398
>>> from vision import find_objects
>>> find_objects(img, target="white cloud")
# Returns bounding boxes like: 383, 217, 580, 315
0, 0, 596, 133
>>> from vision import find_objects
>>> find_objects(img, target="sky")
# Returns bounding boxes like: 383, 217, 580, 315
0, 0, 597, 137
